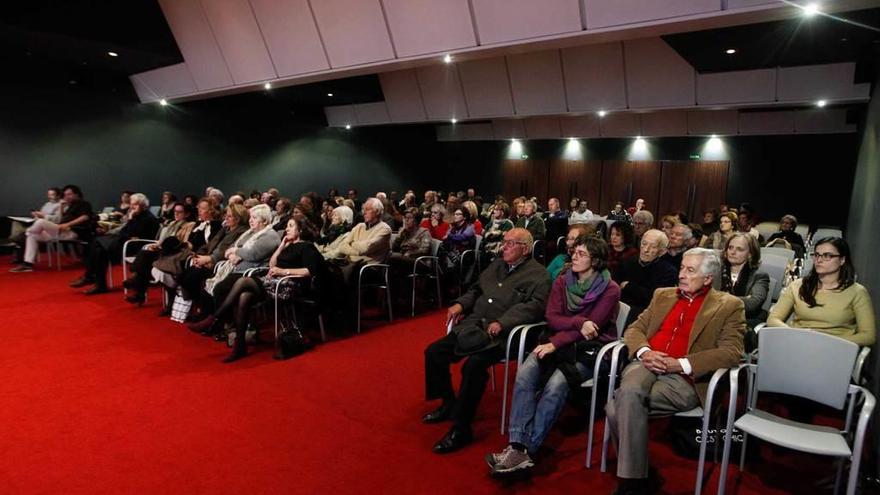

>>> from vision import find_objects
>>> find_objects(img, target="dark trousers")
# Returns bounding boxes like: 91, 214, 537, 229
85, 235, 122, 289
128, 249, 160, 294
179, 265, 214, 301
424, 331, 504, 431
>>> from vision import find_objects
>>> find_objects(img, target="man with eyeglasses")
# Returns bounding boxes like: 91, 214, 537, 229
614, 229, 678, 326
606, 248, 745, 495
632, 210, 654, 244
423, 228, 551, 454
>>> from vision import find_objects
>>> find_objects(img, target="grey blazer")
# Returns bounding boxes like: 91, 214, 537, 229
713, 268, 769, 319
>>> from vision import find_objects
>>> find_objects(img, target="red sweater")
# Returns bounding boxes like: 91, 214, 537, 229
648, 288, 708, 359
420, 219, 450, 240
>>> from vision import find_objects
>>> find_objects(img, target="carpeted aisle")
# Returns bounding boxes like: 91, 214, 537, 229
0, 256, 829, 494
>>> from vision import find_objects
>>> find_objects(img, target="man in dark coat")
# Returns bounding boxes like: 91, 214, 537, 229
423, 228, 551, 454
615, 229, 678, 326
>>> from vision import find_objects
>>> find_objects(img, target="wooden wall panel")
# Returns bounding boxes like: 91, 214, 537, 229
548, 160, 602, 208
502, 159, 550, 201
599, 161, 662, 218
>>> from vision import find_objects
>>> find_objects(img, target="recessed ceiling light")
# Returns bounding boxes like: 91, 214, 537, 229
107, 51, 118, 57
159, 99, 168, 106
264, 82, 272, 90
327, 93, 333, 97
443, 54, 453, 64
451, 118, 457, 124
803, 3, 819, 17
816, 99, 827, 107
725, 48, 736, 55
345, 124, 351, 130
598, 110, 607, 118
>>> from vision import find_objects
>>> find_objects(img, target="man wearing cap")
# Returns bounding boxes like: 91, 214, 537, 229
422, 228, 551, 454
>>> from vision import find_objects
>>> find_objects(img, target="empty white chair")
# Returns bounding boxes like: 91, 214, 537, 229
813, 228, 843, 241
717, 327, 874, 495
760, 247, 795, 263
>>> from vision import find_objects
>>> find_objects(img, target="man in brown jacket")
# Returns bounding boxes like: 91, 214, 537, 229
606, 247, 745, 495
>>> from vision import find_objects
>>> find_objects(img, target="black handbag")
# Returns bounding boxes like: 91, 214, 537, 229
274, 326, 312, 360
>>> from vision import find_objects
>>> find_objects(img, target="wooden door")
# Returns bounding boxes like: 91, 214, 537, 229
548, 159, 602, 209
599, 161, 662, 217
658, 160, 729, 221
502, 159, 549, 201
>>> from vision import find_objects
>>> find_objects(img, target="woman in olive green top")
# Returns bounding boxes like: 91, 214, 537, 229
767, 237, 875, 346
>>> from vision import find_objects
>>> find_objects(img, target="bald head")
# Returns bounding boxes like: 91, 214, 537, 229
639, 229, 669, 263
502, 227, 533, 265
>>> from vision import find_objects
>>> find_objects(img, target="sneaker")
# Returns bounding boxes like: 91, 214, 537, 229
485, 445, 514, 469
491, 446, 534, 474
9, 264, 34, 273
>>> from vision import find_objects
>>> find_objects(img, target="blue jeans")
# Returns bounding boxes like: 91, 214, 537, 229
507, 352, 592, 453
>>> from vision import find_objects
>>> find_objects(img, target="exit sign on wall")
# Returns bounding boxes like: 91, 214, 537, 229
690, 154, 701, 159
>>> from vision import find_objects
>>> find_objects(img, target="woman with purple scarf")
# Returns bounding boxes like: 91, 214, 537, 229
486, 235, 621, 475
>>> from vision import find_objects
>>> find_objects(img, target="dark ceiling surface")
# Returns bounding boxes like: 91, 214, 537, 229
664, 7, 880, 81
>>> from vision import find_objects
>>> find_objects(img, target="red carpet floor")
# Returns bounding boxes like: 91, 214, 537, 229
0, 256, 845, 494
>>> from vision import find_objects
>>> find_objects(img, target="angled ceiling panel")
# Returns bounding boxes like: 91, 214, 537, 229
687, 109, 738, 135
525, 117, 563, 139
582, 0, 720, 29
416, 64, 469, 120
697, 68, 776, 105
382, 0, 477, 57
492, 119, 527, 139
379, 70, 427, 122
507, 50, 568, 115
640, 111, 688, 137
458, 57, 515, 118
738, 110, 796, 134
727, 0, 778, 8
625, 37, 695, 109
250, 0, 330, 77
471, 0, 582, 45
560, 116, 600, 138
325, 105, 357, 127
562, 42, 627, 112
353, 102, 391, 125
310, 0, 395, 68
130, 63, 197, 101
794, 108, 856, 134
437, 123, 495, 141
777, 62, 870, 102
599, 112, 641, 137
201, 0, 277, 84
158, 0, 233, 90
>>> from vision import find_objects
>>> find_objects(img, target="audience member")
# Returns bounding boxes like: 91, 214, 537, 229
515, 200, 546, 241
701, 209, 719, 237
607, 221, 639, 279
631, 210, 654, 244
421, 204, 450, 240
318, 205, 353, 246
159, 191, 176, 223
480, 202, 514, 265
660, 223, 692, 270
544, 198, 569, 247
614, 229, 677, 325
423, 228, 550, 454
10, 186, 63, 264
766, 214, 805, 255
703, 211, 737, 250
487, 236, 620, 474
568, 200, 594, 225
606, 248, 745, 495
716, 233, 769, 350
12, 185, 93, 273
608, 202, 632, 223
767, 237, 875, 346
389, 207, 431, 275
547, 224, 593, 280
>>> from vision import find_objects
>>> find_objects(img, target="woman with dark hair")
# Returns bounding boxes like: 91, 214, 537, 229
480, 202, 514, 264
701, 209, 719, 237
716, 233, 769, 347
486, 236, 620, 474
183, 194, 199, 207
767, 237, 875, 346
547, 224, 595, 280
440, 207, 476, 271
607, 221, 638, 278
703, 211, 737, 250
189, 217, 325, 362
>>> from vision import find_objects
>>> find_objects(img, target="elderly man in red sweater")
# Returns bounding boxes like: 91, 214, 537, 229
606, 247, 745, 495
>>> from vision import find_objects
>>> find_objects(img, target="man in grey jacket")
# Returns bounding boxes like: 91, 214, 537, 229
423, 228, 551, 454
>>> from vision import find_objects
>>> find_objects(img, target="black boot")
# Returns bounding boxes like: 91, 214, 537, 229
222, 332, 247, 363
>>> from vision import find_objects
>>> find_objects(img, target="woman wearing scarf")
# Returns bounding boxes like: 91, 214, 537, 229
486, 235, 620, 475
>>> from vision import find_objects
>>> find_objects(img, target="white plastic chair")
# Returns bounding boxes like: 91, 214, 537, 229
499, 322, 547, 434
122, 237, 159, 298
717, 327, 874, 495
762, 277, 778, 313
759, 254, 790, 301
812, 228, 843, 242
760, 247, 795, 263
755, 222, 779, 242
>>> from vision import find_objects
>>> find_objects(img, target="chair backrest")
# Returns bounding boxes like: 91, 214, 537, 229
760, 254, 789, 300
616, 302, 631, 338
813, 228, 843, 242
762, 277, 778, 312
556, 235, 566, 253
800, 257, 813, 278
102, 206, 115, 214
794, 224, 809, 238
429, 238, 442, 257
756, 327, 859, 409
761, 247, 795, 262
149, 206, 161, 217
755, 222, 779, 241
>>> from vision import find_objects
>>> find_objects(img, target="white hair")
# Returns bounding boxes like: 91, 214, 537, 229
130, 193, 150, 209
376, 192, 387, 200
333, 205, 354, 225
675, 223, 694, 241
363, 197, 384, 215
248, 204, 273, 225
208, 188, 224, 202
683, 247, 721, 278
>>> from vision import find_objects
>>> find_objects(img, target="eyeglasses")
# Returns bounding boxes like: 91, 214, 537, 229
812, 252, 842, 261
502, 240, 528, 248
572, 250, 590, 259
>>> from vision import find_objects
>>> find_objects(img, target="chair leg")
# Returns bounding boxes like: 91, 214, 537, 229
585, 382, 599, 468
490, 364, 497, 392
435, 267, 442, 308
356, 272, 362, 334
318, 313, 326, 343
122, 260, 128, 296
501, 359, 510, 434
411, 275, 417, 317
385, 270, 393, 322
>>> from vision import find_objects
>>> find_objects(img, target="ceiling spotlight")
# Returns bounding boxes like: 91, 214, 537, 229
443, 54, 453, 64
264, 82, 272, 90
345, 124, 352, 130
159, 99, 168, 106
569, 137, 576, 142
107, 51, 118, 57
802, 3, 819, 17
725, 48, 736, 55
598, 110, 607, 118
327, 93, 333, 97
816, 99, 827, 107
451, 118, 457, 124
